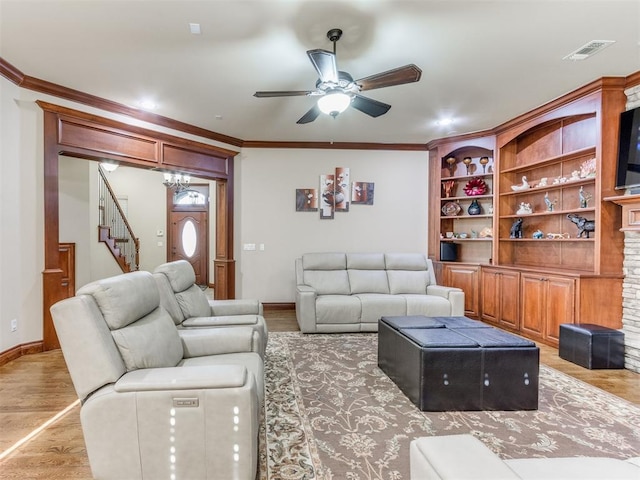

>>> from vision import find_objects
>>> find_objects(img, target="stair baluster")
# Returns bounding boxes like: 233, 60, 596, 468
97, 166, 140, 272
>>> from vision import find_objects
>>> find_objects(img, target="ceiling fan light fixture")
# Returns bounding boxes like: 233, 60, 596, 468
317, 91, 351, 117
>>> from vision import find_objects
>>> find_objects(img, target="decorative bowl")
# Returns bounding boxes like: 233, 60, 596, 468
441, 201, 461, 216
463, 178, 488, 196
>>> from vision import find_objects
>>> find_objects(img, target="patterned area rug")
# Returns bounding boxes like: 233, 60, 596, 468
259, 332, 640, 480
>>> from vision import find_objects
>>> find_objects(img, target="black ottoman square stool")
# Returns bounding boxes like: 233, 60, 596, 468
378, 315, 539, 411
559, 323, 625, 369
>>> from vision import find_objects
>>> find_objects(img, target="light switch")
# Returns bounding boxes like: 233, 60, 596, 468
157, 241, 163, 247
244, 243, 256, 251
259, 244, 265, 251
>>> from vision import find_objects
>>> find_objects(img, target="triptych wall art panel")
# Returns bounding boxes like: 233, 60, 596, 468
296, 167, 374, 219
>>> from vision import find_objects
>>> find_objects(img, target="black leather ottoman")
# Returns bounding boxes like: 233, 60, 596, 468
559, 323, 625, 369
378, 316, 539, 411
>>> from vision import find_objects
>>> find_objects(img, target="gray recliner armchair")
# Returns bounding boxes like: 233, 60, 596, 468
51, 270, 263, 480
153, 260, 268, 356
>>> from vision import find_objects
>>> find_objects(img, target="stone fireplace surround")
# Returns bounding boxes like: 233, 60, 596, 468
608, 85, 640, 373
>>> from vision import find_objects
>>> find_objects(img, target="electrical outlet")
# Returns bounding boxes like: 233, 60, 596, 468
10, 319, 17, 332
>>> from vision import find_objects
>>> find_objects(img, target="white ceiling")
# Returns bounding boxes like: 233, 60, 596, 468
1, 0, 639, 145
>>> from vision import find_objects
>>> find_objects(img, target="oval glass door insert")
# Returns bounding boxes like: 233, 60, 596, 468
181, 220, 197, 258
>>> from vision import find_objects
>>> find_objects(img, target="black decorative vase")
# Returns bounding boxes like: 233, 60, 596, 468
467, 199, 482, 215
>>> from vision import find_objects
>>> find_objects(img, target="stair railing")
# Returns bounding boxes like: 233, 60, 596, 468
98, 165, 140, 272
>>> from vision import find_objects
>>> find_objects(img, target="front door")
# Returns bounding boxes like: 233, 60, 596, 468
168, 186, 209, 286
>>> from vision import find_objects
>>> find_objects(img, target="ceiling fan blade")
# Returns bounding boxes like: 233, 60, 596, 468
296, 104, 322, 124
307, 49, 339, 84
356, 64, 422, 91
254, 90, 315, 98
351, 94, 391, 118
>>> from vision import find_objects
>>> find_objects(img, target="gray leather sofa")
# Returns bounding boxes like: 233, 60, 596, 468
295, 253, 464, 333
153, 260, 268, 356
51, 270, 263, 480
410, 435, 640, 479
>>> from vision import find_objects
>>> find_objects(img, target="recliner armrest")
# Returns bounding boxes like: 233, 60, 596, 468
178, 327, 256, 357
114, 364, 248, 392
208, 298, 263, 316
426, 284, 462, 299
295, 285, 318, 333
427, 285, 465, 316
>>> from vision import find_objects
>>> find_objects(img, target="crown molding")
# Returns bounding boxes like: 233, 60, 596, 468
242, 140, 428, 151
3, 57, 637, 152
0, 57, 244, 148
1, 56, 428, 152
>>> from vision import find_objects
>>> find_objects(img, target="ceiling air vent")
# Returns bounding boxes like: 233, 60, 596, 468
563, 40, 615, 61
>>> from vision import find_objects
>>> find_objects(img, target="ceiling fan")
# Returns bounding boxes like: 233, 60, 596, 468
253, 28, 422, 124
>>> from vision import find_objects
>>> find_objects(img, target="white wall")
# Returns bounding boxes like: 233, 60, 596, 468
235, 148, 429, 302
59, 156, 93, 289
0, 76, 21, 351
0, 79, 44, 352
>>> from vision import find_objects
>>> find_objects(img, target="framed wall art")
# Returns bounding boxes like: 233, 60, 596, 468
319, 174, 335, 219
352, 181, 375, 205
295, 188, 318, 211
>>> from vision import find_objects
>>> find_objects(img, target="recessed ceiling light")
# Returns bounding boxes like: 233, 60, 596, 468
137, 99, 157, 110
189, 23, 201, 35
436, 118, 454, 127
563, 40, 615, 61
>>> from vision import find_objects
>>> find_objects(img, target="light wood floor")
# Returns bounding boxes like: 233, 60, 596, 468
0, 309, 638, 479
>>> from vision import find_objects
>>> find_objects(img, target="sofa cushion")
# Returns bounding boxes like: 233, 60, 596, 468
77, 271, 160, 330
315, 295, 361, 324
348, 270, 390, 294
302, 253, 346, 270
175, 284, 211, 317
111, 307, 184, 371
385, 253, 428, 271
355, 294, 406, 323
304, 270, 351, 295
404, 294, 453, 316
388, 270, 430, 294
346, 253, 386, 269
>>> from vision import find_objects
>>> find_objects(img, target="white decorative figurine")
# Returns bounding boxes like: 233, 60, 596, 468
516, 202, 533, 215
511, 176, 530, 191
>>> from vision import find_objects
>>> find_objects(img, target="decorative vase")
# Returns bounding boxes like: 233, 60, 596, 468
467, 199, 482, 215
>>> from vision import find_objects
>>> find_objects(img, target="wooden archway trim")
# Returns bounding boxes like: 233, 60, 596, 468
38, 101, 237, 350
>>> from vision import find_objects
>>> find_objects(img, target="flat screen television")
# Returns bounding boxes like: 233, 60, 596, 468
615, 105, 640, 190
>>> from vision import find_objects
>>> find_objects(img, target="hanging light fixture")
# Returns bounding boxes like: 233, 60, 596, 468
100, 161, 119, 172
163, 173, 191, 193
317, 90, 352, 117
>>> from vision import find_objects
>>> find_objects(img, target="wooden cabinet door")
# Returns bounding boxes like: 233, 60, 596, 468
520, 273, 546, 340
498, 270, 520, 330
480, 268, 500, 325
545, 275, 575, 345
445, 264, 480, 318
481, 268, 519, 329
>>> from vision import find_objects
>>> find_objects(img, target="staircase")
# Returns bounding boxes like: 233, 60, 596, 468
98, 165, 140, 272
